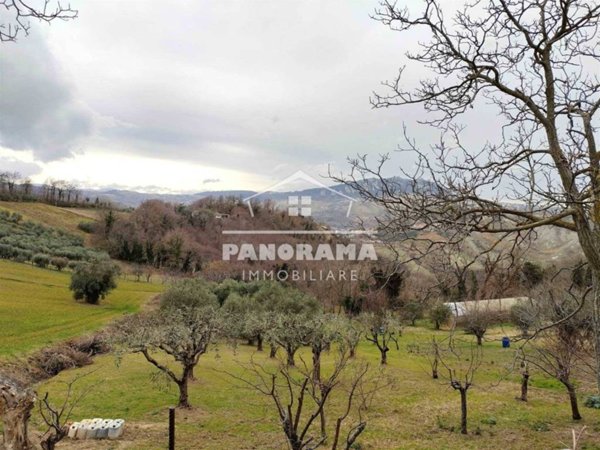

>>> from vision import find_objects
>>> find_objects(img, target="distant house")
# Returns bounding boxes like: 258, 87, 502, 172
214, 213, 230, 220
444, 297, 529, 317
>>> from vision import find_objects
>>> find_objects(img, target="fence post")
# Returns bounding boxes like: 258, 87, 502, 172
169, 407, 175, 450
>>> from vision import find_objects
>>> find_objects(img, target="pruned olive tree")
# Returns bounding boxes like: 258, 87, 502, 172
227, 348, 381, 450
113, 279, 221, 408
360, 311, 401, 365
335, 0, 600, 391
262, 283, 321, 366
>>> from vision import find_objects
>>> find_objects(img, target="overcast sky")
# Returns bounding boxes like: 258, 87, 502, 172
0, 0, 496, 193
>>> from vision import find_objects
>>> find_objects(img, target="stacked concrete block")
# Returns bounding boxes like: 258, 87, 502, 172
67, 418, 125, 440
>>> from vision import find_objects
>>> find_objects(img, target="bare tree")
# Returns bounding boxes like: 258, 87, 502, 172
522, 288, 594, 420
227, 349, 381, 450
0, 1, 77, 43
335, 0, 600, 391
438, 337, 483, 435
38, 373, 96, 450
424, 335, 443, 379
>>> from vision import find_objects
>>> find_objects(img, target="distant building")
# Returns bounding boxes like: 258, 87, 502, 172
444, 297, 529, 317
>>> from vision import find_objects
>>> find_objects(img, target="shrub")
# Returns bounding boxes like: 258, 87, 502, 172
510, 303, 535, 336
68, 333, 110, 356
50, 256, 69, 271
584, 395, 600, 409
0, 243, 16, 259
430, 303, 452, 330
401, 300, 425, 326
70, 259, 119, 304
521, 261, 544, 287
16, 249, 33, 262
32, 253, 50, 268
77, 221, 96, 233
28, 345, 92, 378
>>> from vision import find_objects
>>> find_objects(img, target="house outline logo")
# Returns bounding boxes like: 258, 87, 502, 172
243, 170, 356, 219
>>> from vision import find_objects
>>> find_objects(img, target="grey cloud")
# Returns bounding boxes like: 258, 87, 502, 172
203, 178, 220, 184
0, 157, 42, 177
0, 27, 92, 161
1, 1, 505, 184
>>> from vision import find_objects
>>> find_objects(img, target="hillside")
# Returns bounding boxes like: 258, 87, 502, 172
38, 326, 600, 450
0, 259, 163, 356
0, 208, 106, 266
0, 201, 101, 237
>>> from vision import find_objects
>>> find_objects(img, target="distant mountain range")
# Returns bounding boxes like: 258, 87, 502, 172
82, 177, 427, 229
83, 177, 424, 208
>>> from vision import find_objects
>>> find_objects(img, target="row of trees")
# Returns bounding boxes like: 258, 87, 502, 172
0, 171, 109, 207
111, 279, 386, 449
2, 274, 597, 448
0, 209, 108, 266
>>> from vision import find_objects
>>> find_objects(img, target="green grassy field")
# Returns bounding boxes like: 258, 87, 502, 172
37, 326, 600, 450
0, 260, 163, 356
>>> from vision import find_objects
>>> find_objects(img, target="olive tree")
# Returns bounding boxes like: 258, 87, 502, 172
69, 260, 119, 305
360, 311, 401, 365
227, 348, 381, 450
430, 303, 452, 331
113, 279, 221, 408
260, 282, 321, 365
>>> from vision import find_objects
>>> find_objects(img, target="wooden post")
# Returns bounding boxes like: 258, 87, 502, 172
169, 407, 175, 450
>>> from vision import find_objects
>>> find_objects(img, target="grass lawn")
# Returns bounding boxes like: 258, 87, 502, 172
37, 326, 600, 450
0, 259, 163, 356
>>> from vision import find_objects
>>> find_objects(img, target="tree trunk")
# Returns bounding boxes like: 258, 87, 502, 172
187, 365, 195, 381
312, 348, 321, 384
0, 384, 35, 450
520, 367, 529, 402
349, 345, 356, 358
459, 388, 468, 434
565, 383, 582, 420
40, 431, 66, 450
593, 270, 600, 393
432, 359, 438, 379
380, 347, 388, 365
476, 334, 483, 346
177, 376, 191, 408
269, 344, 277, 358
287, 347, 296, 367
256, 334, 263, 352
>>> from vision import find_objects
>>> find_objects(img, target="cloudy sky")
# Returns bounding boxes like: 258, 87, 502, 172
0, 0, 493, 193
